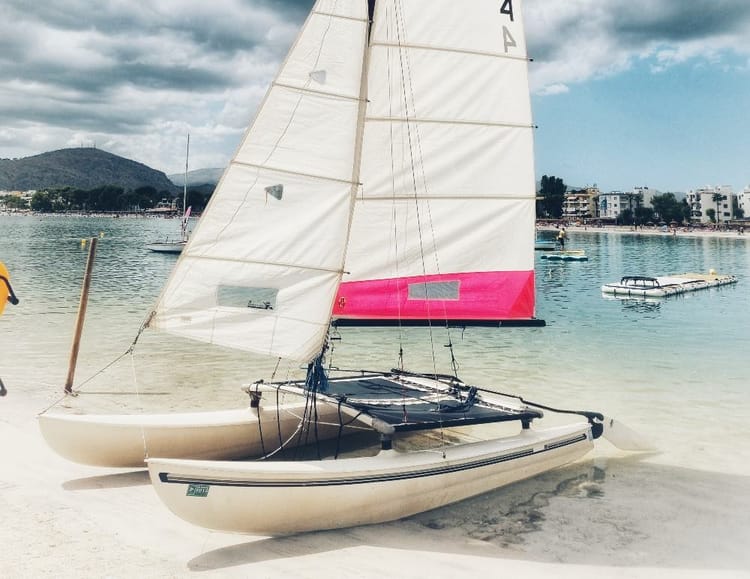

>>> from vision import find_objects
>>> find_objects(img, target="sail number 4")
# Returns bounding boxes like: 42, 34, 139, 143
186, 483, 210, 498
500, 0, 518, 53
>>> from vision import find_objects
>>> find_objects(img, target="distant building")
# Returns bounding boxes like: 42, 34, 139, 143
739, 186, 750, 216
686, 185, 735, 224
595, 188, 650, 220
631, 186, 660, 209
597, 190, 626, 221
563, 186, 599, 221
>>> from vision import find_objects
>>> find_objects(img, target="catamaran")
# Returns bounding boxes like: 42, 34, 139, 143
139, 0, 646, 535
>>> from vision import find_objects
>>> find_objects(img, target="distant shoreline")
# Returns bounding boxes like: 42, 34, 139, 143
2, 211, 748, 240
537, 222, 748, 241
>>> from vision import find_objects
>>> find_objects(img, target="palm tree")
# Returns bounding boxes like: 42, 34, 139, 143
712, 193, 726, 225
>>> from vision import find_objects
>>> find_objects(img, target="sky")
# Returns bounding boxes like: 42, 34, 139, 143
1, 0, 749, 193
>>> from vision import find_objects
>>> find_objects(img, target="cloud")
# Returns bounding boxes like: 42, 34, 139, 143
1, 0, 749, 174
0, 0, 307, 172
524, 0, 750, 93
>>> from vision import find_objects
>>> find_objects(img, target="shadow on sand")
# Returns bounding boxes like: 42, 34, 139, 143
62, 469, 149, 490
186, 455, 750, 573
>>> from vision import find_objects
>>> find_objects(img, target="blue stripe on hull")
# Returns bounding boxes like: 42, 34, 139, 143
157, 432, 589, 488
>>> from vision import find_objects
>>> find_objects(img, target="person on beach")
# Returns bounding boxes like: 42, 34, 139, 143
1, 261, 19, 317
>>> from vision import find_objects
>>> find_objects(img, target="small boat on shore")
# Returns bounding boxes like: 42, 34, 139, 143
540, 249, 588, 261
602, 272, 737, 298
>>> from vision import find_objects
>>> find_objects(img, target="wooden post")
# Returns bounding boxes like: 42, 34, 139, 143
65, 237, 98, 394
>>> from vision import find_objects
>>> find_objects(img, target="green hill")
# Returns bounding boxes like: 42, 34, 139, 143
0, 148, 179, 194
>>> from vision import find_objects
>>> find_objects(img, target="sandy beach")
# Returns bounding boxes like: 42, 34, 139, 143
537, 222, 749, 242
2, 221, 749, 578
3, 386, 749, 578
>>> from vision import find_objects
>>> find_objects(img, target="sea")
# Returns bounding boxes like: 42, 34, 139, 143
1, 213, 749, 571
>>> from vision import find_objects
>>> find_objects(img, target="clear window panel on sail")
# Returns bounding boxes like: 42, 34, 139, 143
217, 286, 278, 310
407, 281, 460, 301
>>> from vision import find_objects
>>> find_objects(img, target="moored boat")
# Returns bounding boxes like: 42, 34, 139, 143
145, 239, 187, 254
602, 272, 737, 298
540, 249, 588, 261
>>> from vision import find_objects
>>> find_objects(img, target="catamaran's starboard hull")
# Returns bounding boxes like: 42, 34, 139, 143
147, 422, 594, 535
38, 403, 348, 468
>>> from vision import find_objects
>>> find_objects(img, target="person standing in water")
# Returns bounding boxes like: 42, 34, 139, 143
557, 227, 566, 249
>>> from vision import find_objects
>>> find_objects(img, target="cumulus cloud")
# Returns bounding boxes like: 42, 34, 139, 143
524, 0, 750, 93
1, 0, 749, 173
0, 0, 307, 172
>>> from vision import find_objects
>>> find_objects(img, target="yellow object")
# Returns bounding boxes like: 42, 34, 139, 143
1, 261, 11, 316
81, 239, 87, 248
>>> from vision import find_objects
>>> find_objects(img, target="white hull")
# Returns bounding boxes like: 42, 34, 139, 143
146, 241, 186, 254
540, 250, 588, 261
148, 422, 594, 535
602, 272, 737, 298
38, 402, 349, 468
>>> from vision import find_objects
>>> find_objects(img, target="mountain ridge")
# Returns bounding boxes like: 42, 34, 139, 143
0, 148, 181, 193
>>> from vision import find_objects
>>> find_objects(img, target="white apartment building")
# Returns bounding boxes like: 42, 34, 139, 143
739, 186, 750, 217
686, 185, 735, 224
597, 187, 655, 221
631, 186, 660, 209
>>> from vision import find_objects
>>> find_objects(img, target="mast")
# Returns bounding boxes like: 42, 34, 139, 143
182, 133, 190, 241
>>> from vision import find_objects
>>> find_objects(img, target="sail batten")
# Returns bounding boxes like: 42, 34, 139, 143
364, 116, 535, 129
179, 254, 344, 275
230, 160, 359, 186
370, 41, 531, 62
344, 194, 535, 202
272, 81, 366, 102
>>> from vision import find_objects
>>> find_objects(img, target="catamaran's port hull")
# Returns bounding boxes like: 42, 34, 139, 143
38, 402, 349, 468
147, 422, 593, 535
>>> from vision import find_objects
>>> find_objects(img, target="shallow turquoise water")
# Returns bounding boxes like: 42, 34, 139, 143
1, 215, 749, 475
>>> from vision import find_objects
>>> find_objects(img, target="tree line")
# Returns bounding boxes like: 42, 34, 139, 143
1, 185, 212, 213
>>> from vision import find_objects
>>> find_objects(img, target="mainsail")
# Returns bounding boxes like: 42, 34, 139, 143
149, 2, 369, 361
151, 0, 537, 362
334, 0, 538, 323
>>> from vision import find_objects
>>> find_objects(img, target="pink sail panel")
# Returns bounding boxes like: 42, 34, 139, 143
333, 271, 535, 322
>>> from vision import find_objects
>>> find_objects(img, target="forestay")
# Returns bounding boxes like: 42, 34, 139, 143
334, 0, 538, 323
149, 2, 369, 361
